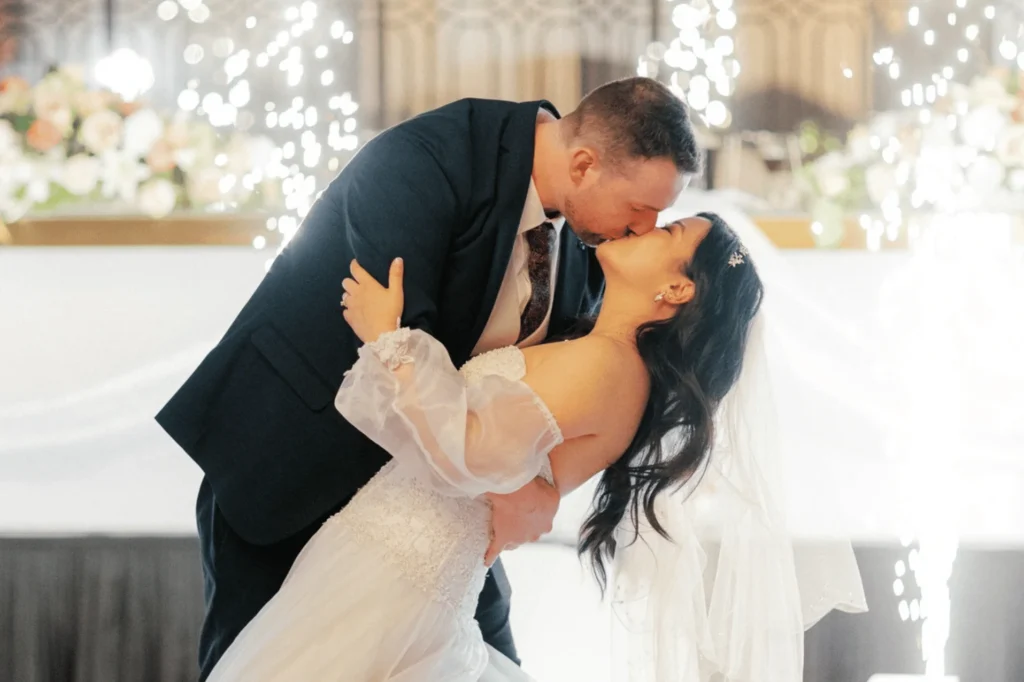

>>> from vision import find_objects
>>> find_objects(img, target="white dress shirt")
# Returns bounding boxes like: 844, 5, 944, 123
472, 178, 563, 356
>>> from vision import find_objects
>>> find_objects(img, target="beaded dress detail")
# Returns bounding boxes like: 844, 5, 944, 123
207, 330, 560, 682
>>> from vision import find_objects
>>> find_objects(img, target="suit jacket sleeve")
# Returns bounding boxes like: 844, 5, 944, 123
316, 125, 463, 335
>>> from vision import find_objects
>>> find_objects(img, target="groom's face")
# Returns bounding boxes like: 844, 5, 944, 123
563, 153, 686, 247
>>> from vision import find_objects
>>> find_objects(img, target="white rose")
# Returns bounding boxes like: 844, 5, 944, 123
865, 163, 898, 206
846, 125, 875, 163
0, 120, 21, 164
819, 172, 849, 198
32, 74, 72, 125
921, 118, 954, 150
74, 90, 111, 117
80, 110, 124, 155
1, 197, 31, 224
966, 154, 1006, 194
961, 106, 1006, 152
1008, 169, 1024, 193
60, 154, 102, 196
0, 77, 31, 116
99, 150, 151, 203
58, 65, 86, 87
26, 175, 51, 204
968, 76, 1016, 111
137, 178, 178, 218
122, 109, 165, 157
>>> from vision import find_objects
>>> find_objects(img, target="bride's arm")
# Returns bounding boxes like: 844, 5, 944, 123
336, 327, 562, 498
336, 328, 640, 499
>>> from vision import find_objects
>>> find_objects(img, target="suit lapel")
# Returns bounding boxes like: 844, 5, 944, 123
452, 99, 562, 361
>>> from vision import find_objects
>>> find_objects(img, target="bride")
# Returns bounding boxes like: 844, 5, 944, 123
207, 212, 864, 681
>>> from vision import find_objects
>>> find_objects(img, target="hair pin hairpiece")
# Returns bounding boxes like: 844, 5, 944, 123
728, 244, 749, 268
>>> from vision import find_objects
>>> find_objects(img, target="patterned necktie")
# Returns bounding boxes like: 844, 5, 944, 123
517, 221, 556, 343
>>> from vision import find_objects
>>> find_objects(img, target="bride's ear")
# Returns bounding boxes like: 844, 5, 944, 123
662, 277, 695, 306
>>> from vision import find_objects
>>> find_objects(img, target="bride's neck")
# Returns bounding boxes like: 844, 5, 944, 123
588, 290, 652, 347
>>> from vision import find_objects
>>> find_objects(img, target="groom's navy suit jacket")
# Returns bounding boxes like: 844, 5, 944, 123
155, 98, 603, 675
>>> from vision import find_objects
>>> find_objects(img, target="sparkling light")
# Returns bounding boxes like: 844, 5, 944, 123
999, 39, 1018, 61
637, 0, 739, 129
184, 44, 204, 65
188, 4, 210, 23
157, 1, 179, 21
172, 0, 361, 260
178, 88, 200, 111
95, 48, 155, 101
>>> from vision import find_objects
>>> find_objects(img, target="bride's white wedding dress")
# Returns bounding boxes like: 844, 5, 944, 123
207, 328, 561, 682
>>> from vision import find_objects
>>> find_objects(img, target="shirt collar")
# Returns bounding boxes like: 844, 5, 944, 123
520, 178, 563, 235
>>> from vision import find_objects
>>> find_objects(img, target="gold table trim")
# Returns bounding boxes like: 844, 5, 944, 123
0, 213, 950, 250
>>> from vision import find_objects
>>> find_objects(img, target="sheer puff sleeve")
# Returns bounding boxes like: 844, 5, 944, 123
335, 328, 563, 498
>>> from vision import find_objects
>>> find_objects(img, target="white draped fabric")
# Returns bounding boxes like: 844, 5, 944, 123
2, 195, 1023, 543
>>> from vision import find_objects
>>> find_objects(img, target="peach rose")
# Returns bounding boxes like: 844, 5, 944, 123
1012, 92, 1024, 124
75, 90, 113, 118
26, 119, 64, 152
0, 76, 31, 115
0, 76, 29, 94
146, 138, 177, 173
32, 74, 72, 121
79, 109, 123, 154
118, 100, 143, 117
164, 120, 190, 148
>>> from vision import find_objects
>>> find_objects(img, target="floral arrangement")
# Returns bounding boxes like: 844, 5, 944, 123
0, 65, 284, 223
797, 68, 1024, 244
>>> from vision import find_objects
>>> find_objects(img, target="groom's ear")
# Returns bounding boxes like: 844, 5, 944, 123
568, 147, 597, 186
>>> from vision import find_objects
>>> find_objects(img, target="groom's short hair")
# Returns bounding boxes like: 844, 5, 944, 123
564, 77, 702, 177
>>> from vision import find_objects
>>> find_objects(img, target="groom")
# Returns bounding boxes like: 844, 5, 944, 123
156, 76, 699, 679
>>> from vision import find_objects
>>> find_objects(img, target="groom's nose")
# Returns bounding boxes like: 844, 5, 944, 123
628, 216, 659, 237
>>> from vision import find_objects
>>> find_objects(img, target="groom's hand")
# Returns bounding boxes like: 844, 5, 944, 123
483, 477, 560, 566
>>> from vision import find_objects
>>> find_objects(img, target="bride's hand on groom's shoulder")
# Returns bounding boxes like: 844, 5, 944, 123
341, 258, 405, 344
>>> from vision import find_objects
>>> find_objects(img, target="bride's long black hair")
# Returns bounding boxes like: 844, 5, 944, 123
577, 212, 765, 590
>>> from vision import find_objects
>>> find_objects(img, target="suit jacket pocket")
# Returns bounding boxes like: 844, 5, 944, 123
250, 324, 333, 411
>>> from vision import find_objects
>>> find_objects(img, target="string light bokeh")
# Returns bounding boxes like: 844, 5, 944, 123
803, 0, 1024, 253
872, 2, 990, 108
158, 0, 360, 260
636, 0, 740, 129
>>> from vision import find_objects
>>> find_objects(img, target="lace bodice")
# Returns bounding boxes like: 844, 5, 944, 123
332, 337, 556, 618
